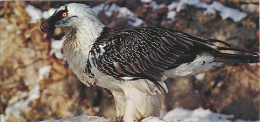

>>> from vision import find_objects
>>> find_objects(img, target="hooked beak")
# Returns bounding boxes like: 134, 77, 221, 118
40, 16, 55, 32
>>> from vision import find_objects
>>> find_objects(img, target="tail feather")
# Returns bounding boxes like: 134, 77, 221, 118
212, 47, 259, 64
217, 47, 259, 55
209, 39, 231, 48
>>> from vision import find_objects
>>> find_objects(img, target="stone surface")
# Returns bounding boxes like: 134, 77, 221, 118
41, 115, 112, 122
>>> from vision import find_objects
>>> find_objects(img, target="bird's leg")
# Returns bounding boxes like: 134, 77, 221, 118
110, 90, 126, 118
122, 84, 161, 122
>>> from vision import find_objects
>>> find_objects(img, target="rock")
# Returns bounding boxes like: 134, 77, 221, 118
41, 115, 112, 122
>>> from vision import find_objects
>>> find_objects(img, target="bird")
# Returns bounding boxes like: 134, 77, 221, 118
40, 3, 259, 122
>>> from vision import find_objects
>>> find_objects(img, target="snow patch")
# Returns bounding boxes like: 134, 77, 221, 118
167, 2, 179, 11
92, 3, 105, 15
43, 8, 57, 19
38, 65, 52, 81
149, 1, 165, 10
129, 18, 144, 27
5, 84, 40, 118
166, 0, 247, 22
175, 0, 211, 12
25, 5, 43, 23
195, 73, 206, 80
25, 4, 57, 23
8, 96, 19, 105
1, 114, 6, 122
105, 4, 118, 17
28, 84, 41, 101
5, 25, 13, 30
167, 11, 176, 22
205, 1, 247, 22
118, 6, 143, 27
117, 7, 134, 18
162, 108, 234, 122
141, 0, 152, 3
50, 38, 64, 59
141, 116, 165, 122
101, 3, 143, 27
94, 107, 100, 113
217, 81, 224, 87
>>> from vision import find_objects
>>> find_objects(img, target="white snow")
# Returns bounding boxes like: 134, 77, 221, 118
1, 114, 5, 122
100, 3, 143, 27
92, 3, 105, 15
141, 116, 165, 122
177, 0, 208, 12
43, 8, 57, 19
50, 38, 64, 59
5, 100, 24, 118
167, 2, 179, 11
25, 4, 56, 23
161, 108, 234, 122
129, 18, 144, 27
142, 107, 247, 122
104, 3, 118, 17
5, 25, 13, 30
28, 84, 41, 101
25, 0, 246, 27
38, 65, 52, 81
141, 0, 152, 3
166, 0, 247, 23
217, 81, 224, 87
117, 7, 134, 18
8, 96, 19, 105
94, 107, 100, 113
167, 11, 176, 22
25, 5, 43, 23
205, 1, 247, 22
5, 84, 40, 119
195, 73, 206, 80
149, 1, 165, 10
117, 6, 144, 27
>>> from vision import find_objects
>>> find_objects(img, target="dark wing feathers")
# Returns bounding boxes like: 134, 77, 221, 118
89, 27, 258, 82
90, 27, 212, 81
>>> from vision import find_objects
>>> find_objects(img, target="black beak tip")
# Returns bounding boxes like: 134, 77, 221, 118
40, 24, 45, 32
40, 17, 53, 32
40, 21, 49, 32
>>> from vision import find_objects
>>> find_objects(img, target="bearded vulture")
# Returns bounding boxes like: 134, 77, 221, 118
40, 3, 259, 122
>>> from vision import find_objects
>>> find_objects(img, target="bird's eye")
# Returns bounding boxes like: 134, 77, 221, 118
62, 12, 68, 17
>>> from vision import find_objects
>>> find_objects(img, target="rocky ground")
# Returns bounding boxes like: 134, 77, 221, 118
0, 0, 259, 121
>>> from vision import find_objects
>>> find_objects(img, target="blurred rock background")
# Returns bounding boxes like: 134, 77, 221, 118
0, 0, 259, 121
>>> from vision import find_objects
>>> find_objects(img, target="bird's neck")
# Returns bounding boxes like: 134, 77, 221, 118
62, 20, 105, 57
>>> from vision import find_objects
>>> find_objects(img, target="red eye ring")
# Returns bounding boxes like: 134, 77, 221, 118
62, 12, 68, 17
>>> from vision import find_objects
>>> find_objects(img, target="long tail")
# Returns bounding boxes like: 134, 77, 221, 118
212, 47, 259, 64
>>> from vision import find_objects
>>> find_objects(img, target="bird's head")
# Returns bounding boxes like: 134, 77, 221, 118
41, 3, 103, 32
